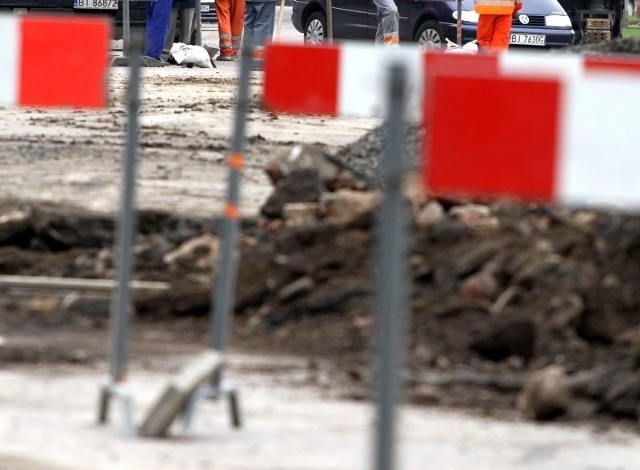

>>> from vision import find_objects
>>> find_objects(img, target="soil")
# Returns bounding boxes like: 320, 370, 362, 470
4, 37, 640, 441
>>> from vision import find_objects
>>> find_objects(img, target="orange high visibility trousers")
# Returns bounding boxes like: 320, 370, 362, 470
216, 0, 246, 57
477, 14, 512, 51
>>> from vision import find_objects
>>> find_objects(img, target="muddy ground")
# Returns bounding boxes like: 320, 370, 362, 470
4, 37, 640, 446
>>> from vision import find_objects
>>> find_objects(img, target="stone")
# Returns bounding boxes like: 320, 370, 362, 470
0, 206, 31, 243
471, 316, 536, 363
517, 365, 571, 421
415, 200, 445, 227
458, 271, 499, 301
427, 219, 473, 244
261, 168, 324, 219
449, 204, 499, 230
163, 234, 220, 272
278, 276, 315, 302
282, 202, 322, 227
322, 189, 379, 225
265, 144, 340, 186
601, 373, 640, 419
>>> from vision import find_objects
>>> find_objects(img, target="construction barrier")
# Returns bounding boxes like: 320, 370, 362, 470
262, 41, 640, 470
0, 14, 110, 108
425, 54, 640, 209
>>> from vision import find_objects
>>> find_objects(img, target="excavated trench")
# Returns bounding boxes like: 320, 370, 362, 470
3, 38, 640, 429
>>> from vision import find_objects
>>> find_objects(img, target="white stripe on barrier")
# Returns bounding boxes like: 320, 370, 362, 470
0, 16, 19, 106
338, 43, 424, 119
560, 73, 640, 208
498, 52, 584, 80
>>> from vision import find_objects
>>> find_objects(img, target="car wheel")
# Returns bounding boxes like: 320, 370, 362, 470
304, 11, 327, 45
415, 20, 444, 49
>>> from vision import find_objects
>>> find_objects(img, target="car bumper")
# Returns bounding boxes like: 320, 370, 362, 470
441, 23, 575, 48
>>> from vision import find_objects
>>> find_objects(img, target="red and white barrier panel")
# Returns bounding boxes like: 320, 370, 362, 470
0, 15, 110, 108
263, 43, 425, 118
263, 42, 640, 119
425, 66, 640, 209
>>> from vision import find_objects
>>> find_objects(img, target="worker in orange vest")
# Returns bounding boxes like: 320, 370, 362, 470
475, 0, 523, 52
216, 0, 246, 60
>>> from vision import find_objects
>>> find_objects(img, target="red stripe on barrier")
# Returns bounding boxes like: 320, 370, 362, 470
584, 56, 640, 75
18, 16, 110, 108
424, 73, 561, 202
425, 50, 499, 77
263, 44, 339, 116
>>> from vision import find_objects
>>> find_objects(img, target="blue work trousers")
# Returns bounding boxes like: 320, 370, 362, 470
243, 2, 275, 50
145, 0, 173, 59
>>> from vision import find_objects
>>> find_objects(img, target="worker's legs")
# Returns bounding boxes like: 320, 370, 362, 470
243, 3, 256, 52
244, 2, 275, 58
178, 7, 195, 44
476, 14, 496, 51
216, 0, 235, 58
490, 14, 513, 50
372, 0, 399, 45
231, 0, 246, 56
145, 0, 173, 59
161, 6, 179, 61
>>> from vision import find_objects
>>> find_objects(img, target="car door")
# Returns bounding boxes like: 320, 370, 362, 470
331, 0, 374, 39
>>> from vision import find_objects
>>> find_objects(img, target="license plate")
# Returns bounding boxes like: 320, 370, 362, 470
510, 33, 546, 46
201, 4, 210, 12
74, 0, 118, 9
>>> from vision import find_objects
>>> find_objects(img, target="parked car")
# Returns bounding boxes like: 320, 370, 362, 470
292, 0, 575, 48
0, 0, 216, 40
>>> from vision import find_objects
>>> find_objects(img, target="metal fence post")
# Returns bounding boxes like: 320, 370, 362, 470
195, 0, 202, 46
181, 41, 254, 432
97, 31, 143, 436
373, 62, 409, 470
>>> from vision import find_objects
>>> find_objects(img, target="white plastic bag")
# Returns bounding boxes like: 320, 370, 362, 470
445, 38, 479, 54
170, 43, 213, 68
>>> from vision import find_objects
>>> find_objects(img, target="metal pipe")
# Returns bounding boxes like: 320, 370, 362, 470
109, 32, 143, 384
327, 0, 334, 43
373, 63, 409, 470
209, 41, 254, 370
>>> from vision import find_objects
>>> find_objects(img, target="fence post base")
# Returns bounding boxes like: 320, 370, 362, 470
97, 381, 136, 438
181, 378, 242, 432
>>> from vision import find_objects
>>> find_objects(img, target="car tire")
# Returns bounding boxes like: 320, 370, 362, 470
415, 20, 444, 49
304, 11, 327, 45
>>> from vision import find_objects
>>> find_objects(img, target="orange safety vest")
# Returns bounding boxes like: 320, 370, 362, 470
474, 0, 522, 15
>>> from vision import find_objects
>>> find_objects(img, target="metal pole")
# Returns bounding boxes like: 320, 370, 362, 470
327, 0, 333, 43
373, 63, 409, 470
123, 0, 131, 56
109, 33, 143, 384
209, 41, 254, 369
195, 0, 202, 46
456, 0, 463, 46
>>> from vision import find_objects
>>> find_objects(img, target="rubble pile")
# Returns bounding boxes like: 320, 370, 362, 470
232, 143, 640, 426
5, 34, 640, 424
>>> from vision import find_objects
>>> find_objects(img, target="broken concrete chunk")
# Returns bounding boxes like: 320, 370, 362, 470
283, 202, 322, 227
278, 276, 315, 302
0, 206, 31, 243
139, 351, 223, 438
415, 201, 445, 228
261, 168, 324, 219
163, 234, 220, 272
266, 144, 340, 186
517, 365, 571, 421
322, 190, 378, 225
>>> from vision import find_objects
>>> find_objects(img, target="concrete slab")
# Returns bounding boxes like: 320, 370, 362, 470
138, 350, 222, 437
